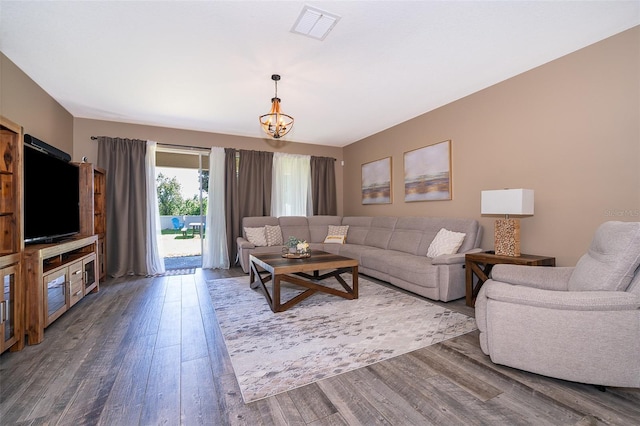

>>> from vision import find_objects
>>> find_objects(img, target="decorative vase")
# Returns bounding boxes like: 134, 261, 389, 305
282, 246, 297, 256
297, 247, 310, 256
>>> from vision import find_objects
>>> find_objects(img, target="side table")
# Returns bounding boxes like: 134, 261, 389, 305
465, 252, 556, 307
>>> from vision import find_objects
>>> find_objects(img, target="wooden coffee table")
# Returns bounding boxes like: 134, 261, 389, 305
249, 251, 359, 313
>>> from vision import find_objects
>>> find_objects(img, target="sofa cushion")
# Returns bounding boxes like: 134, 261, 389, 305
308, 215, 343, 243
265, 225, 283, 246
427, 228, 466, 257
342, 216, 373, 245
364, 216, 397, 249
335, 243, 377, 264
321, 243, 341, 255
384, 251, 439, 289
568, 221, 640, 292
360, 247, 397, 272
452, 219, 482, 253
244, 227, 267, 246
279, 216, 311, 243
389, 217, 429, 255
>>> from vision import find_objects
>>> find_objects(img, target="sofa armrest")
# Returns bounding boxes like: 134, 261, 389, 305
237, 237, 255, 249
432, 253, 465, 265
432, 248, 483, 265
485, 281, 640, 311
491, 265, 574, 291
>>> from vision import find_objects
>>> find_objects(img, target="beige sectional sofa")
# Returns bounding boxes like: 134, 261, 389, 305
237, 215, 482, 302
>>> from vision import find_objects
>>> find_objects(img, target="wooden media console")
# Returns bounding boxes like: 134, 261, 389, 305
24, 235, 99, 345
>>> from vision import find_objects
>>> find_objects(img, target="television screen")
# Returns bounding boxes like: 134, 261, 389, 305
24, 145, 80, 244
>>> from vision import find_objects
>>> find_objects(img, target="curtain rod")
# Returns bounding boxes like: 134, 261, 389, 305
91, 136, 211, 152
157, 142, 211, 152
91, 137, 336, 160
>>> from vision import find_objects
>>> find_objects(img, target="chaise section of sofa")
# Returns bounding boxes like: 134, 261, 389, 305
236, 215, 482, 302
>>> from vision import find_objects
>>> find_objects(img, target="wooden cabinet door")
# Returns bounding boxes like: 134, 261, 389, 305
43, 268, 67, 326
0, 264, 19, 352
83, 253, 98, 294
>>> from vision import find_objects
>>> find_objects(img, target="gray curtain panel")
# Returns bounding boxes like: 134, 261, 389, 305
311, 156, 337, 215
97, 137, 148, 277
239, 149, 273, 218
224, 148, 240, 264
224, 149, 274, 264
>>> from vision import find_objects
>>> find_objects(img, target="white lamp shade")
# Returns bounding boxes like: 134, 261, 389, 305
481, 189, 534, 215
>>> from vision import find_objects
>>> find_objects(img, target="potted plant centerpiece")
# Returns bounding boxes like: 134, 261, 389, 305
283, 236, 311, 258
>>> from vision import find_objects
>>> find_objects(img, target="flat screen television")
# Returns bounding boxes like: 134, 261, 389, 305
23, 144, 80, 244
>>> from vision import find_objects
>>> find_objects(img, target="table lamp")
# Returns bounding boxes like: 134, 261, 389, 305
481, 189, 534, 256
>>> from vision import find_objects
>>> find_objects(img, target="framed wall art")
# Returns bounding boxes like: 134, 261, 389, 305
361, 156, 392, 204
404, 140, 452, 202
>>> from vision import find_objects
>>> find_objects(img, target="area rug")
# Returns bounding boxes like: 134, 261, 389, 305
207, 275, 477, 403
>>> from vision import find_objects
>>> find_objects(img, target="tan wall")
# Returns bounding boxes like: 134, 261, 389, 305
0, 53, 74, 153
343, 27, 640, 266
72, 118, 344, 214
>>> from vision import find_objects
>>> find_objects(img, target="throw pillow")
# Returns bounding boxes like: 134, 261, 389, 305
427, 228, 466, 257
324, 234, 346, 244
265, 225, 283, 246
328, 225, 349, 236
244, 227, 267, 247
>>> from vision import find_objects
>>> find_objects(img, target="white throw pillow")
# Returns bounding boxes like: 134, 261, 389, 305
244, 227, 267, 247
324, 235, 346, 244
427, 228, 466, 257
328, 225, 349, 236
264, 225, 283, 246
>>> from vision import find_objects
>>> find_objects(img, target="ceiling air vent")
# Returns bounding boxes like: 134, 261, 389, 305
291, 5, 341, 41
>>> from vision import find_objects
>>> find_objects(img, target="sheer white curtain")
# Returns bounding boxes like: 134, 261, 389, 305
271, 153, 312, 217
203, 147, 230, 269
145, 141, 165, 275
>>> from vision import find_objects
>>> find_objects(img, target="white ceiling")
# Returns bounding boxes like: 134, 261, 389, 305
1, 1, 638, 147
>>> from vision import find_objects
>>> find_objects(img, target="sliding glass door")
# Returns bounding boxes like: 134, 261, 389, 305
155, 147, 209, 270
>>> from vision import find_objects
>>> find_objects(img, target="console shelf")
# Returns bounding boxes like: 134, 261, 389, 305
24, 235, 99, 345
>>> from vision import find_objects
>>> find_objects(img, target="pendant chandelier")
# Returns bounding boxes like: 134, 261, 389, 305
259, 74, 294, 139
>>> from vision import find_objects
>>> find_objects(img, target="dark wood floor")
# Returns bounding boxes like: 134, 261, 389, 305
1, 267, 639, 425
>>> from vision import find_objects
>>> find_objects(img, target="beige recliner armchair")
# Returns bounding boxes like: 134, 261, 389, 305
475, 221, 640, 388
